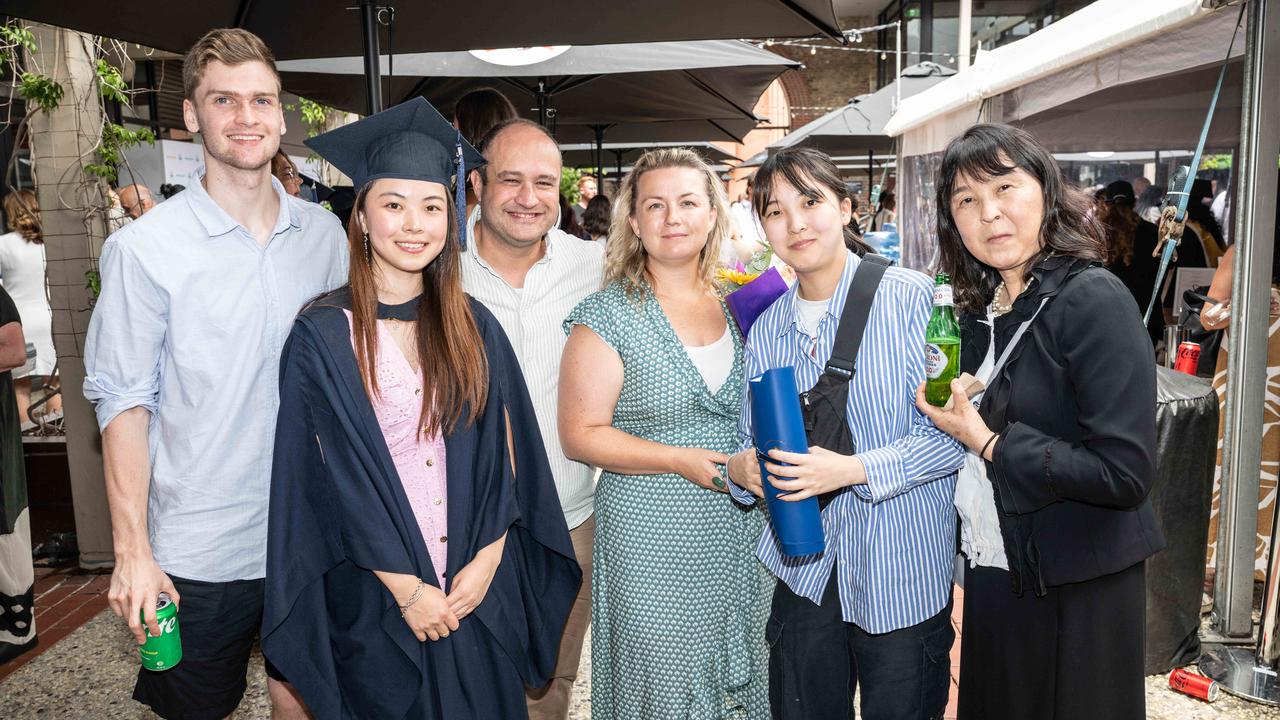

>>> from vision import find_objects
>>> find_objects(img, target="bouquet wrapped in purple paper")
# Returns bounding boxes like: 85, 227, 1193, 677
724, 267, 788, 337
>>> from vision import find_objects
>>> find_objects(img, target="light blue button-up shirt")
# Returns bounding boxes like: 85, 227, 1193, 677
729, 251, 964, 633
83, 176, 347, 582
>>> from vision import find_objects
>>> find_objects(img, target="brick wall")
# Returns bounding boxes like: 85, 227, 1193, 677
768, 16, 881, 127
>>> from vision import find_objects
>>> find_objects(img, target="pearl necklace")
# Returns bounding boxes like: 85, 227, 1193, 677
992, 280, 1015, 316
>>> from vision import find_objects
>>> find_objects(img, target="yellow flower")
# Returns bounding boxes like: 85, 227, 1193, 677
716, 268, 758, 287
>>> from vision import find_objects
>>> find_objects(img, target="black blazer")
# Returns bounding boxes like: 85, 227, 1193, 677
961, 255, 1166, 596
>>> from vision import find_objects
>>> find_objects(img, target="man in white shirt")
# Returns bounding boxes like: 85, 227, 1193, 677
462, 118, 603, 720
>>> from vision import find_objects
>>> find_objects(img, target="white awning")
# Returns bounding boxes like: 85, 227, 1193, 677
885, 0, 1243, 155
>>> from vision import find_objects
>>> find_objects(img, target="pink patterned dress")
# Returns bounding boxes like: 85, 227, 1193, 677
346, 311, 449, 582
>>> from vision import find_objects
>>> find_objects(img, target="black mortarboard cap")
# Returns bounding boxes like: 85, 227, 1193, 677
305, 97, 485, 247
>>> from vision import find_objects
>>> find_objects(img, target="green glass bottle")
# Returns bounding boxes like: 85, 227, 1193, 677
925, 272, 961, 407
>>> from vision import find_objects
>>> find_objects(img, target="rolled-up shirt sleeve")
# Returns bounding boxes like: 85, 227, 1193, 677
83, 236, 167, 432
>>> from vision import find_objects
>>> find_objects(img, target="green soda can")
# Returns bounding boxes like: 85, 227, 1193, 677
925, 272, 962, 407
139, 592, 182, 671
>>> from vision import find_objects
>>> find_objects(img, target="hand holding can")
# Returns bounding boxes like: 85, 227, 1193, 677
139, 593, 183, 671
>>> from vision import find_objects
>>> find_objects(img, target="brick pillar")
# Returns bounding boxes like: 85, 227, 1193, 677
24, 23, 113, 568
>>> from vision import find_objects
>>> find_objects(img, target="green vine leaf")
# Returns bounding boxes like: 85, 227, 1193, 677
95, 59, 129, 104
0, 23, 35, 65
18, 72, 64, 112
296, 97, 334, 138
84, 269, 101, 299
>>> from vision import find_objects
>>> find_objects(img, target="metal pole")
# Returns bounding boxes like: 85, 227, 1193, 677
1200, 0, 1280, 703
536, 79, 549, 128
359, 0, 383, 114
594, 125, 605, 182
1213, 0, 1278, 641
867, 148, 873, 205
959, 0, 973, 70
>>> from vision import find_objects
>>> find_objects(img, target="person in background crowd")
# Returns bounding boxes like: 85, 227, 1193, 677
118, 184, 157, 220
271, 150, 303, 197
1211, 179, 1231, 241
1138, 184, 1165, 224
453, 87, 519, 148
1132, 175, 1151, 202
559, 193, 591, 241
573, 174, 597, 224
1188, 178, 1226, 267
582, 194, 611, 243
462, 117, 605, 720
917, 123, 1162, 720
871, 189, 896, 231
82, 29, 348, 720
725, 146, 963, 720
729, 176, 764, 247
723, 176, 766, 266
1202, 170, 1280, 331
846, 192, 866, 242
560, 147, 772, 719
0, 285, 35, 664
1100, 180, 1161, 343
0, 190, 59, 423
453, 87, 520, 218
263, 97, 580, 719
159, 183, 186, 200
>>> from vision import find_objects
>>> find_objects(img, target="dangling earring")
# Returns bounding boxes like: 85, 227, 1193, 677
363, 232, 371, 261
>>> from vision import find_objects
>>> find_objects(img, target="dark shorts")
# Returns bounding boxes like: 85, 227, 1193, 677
133, 575, 286, 720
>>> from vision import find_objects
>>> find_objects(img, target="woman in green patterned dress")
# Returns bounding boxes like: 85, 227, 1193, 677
559, 148, 772, 719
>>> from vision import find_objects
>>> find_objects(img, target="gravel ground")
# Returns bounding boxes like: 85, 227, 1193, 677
2, 609, 1276, 718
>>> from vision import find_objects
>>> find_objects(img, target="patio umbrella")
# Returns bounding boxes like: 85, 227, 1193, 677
558, 141, 739, 180
277, 40, 798, 127
0, 0, 842, 112
748, 62, 954, 203
765, 62, 957, 157
278, 40, 796, 176
559, 141, 738, 169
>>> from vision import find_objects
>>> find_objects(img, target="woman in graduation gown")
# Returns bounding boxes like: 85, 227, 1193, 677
262, 98, 581, 720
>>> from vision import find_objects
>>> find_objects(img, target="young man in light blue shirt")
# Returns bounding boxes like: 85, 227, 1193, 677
83, 29, 346, 720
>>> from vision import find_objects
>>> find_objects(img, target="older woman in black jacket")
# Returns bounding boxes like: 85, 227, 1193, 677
915, 124, 1164, 720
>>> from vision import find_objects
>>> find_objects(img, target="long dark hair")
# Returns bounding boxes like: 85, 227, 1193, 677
348, 182, 487, 436
1102, 196, 1140, 266
934, 123, 1105, 314
752, 146, 873, 256
582, 194, 611, 238
453, 88, 518, 148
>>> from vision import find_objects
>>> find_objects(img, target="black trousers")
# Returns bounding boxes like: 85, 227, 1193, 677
768, 572, 954, 720
958, 561, 1146, 720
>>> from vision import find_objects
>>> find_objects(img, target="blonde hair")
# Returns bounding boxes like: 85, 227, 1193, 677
183, 28, 279, 100
603, 148, 732, 297
4, 189, 40, 244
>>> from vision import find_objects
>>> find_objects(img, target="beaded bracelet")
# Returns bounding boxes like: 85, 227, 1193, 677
399, 580, 426, 617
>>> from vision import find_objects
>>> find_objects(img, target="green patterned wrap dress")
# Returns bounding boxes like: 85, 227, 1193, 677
564, 280, 773, 719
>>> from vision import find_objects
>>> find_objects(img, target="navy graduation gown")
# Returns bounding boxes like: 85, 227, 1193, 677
262, 289, 581, 720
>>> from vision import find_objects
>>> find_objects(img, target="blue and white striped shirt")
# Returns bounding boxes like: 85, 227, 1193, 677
729, 251, 963, 633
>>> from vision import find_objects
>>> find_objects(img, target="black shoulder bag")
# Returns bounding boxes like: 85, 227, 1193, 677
799, 253, 891, 507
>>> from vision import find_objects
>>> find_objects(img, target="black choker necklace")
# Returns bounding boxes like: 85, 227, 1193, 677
376, 295, 420, 321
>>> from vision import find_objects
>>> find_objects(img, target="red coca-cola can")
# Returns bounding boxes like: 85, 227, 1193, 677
1169, 668, 1219, 702
1174, 341, 1201, 375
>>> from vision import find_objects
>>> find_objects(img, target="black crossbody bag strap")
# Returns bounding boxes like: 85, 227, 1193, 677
825, 254, 891, 379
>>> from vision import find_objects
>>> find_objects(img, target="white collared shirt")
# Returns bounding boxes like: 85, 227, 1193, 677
461, 208, 604, 529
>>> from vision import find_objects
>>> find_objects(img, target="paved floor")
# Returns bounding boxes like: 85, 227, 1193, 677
1, 571, 1274, 718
